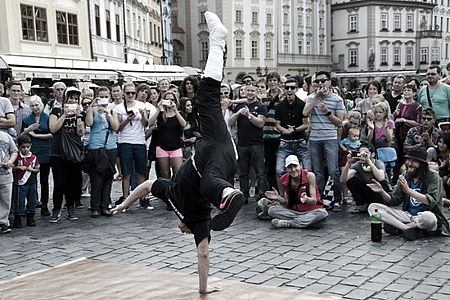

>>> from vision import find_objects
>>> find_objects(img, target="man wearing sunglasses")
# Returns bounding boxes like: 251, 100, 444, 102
303, 71, 345, 212
404, 107, 442, 154
418, 65, 450, 130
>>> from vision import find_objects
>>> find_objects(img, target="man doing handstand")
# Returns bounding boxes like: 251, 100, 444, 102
111, 11, 245, 294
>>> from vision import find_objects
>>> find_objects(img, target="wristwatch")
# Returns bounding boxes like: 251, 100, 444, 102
248, 114, 253, 120
325, 111, 331, 116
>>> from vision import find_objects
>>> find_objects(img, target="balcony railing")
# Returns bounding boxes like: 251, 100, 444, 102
417, 30, 442, 38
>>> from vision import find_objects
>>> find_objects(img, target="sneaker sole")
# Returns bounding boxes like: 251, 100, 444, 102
210, 193, 244, 231
49, 218, 60, 223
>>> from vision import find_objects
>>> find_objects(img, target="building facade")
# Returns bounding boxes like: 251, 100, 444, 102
89, 0, 125, 63
433, 0, 450, 70
124, 0, 163, 65
161, 0, 174, 64
277, 0, 332, 77
331, 0, 438, 88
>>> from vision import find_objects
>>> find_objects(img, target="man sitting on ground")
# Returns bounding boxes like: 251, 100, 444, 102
340, 141, 391, 214
367, 145, 450, 240
263, 155, 328, 228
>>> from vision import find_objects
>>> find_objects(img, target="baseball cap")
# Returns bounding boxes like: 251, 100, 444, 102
285, 155, 300, 168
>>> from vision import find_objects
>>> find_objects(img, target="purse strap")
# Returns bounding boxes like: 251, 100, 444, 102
103, 110, 112, 148
426, 86, 433, 108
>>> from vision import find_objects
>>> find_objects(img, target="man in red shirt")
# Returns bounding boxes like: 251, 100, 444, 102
264, 155, 328, 228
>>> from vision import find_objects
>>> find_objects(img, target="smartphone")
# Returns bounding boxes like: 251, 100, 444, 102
98, 98, 109, 105
351, 151, 361, 157
127, 110, 135, 116
162, 99, 172, 106
67, 104, 77, 111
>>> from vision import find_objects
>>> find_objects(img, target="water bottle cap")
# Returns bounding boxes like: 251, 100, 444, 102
374, 208, 378, 212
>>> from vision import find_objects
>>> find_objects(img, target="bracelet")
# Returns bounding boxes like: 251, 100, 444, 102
325, 111, 331, 116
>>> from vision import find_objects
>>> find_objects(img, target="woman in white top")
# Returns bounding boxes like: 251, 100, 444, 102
114, 83, 148, 206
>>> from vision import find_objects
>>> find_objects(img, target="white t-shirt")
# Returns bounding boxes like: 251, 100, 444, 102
144, 102, 158, 149
114, 101, 147, 145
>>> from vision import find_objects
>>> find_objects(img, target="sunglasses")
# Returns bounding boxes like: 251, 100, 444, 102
426, 73, 438, 76
314, 78, 328, 84
82, 102, 92, 106
126, 91, 136, 95
221, 91, 229, 95
245, 81, 257, 87
422, 117, 433, 121
285, 86, 297, 90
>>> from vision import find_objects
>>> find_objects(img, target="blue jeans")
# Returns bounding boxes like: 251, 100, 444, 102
238, 144, 267, 198
15, 182, 37, 215
309, 139, 342, 204
276, 139, 311, 177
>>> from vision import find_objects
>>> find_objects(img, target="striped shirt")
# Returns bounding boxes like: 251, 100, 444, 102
306, 93, 344, 141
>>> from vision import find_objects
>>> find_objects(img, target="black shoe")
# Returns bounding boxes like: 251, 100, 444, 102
384, 223, 401, 235
210, 190, 245, 231
26, 213, 36, 227
41, 206, 51, 216
402, 227, 424, 241
12, 215, 22, 228
0, 224, 11, 234
36, 201, 42, 208
115, 196, 124, 206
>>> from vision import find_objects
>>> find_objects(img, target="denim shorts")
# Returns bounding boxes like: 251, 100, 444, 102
118, 143, 147, 176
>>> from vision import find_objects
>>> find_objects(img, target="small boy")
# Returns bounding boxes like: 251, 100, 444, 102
339, 128, 361, 154
12, 134, 40, 228
0, 130, 18, 234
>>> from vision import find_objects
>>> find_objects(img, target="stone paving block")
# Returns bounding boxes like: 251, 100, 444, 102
285, 277, 316, 289
354, 268, 380, 277
329, 269, 354, 278
359, 281, 389, 292
244, 274, 273, 284
372, 290, 403, 299
430, 293, 450, 300
403, 291, 429, 299
262, 277, 290, 287
369, 272, 400, 284
304, 270, 328, 280
304, 259, 330, 268
276, 259, 302, 270
414, 283, 441, 295
341, 264, 365, 272
344, 288, 376, 300
317, 263, 341, 273
287, 263, 316, 275
326, 284, 356, 296
301, 283, 332, 294
340, 276, 370, 287
438, 285, 450, 294
223, 265, 248, 274
385, 283, 417, 293
233, 270, 260, 280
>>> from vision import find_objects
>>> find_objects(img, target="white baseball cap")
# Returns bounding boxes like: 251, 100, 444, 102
285, 155, 300, 168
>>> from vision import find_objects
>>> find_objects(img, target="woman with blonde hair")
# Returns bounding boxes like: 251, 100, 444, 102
148, 90, 186, 179
21, 95, 53, 216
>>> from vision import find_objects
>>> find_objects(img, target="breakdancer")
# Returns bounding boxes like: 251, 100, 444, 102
111, 11, 245, 294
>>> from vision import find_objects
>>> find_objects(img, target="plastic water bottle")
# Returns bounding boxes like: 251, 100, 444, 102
371, 208, 382, 242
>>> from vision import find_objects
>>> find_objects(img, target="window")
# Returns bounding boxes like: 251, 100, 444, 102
116, 14, 120, 42
406, 14, 414, 31
406, 47, 413, 64
21, 4, 34, 40
394, 13, 401, 31
283, 12, 289, 25
173, 14, 178, 28
133, 13, 136, 36
265, 40, 272, 59
381, 13, 388, 30
284, 39, 289, 53
446, 43, 449, 59
319, 17, 324, 29
306, 15, 311, 27
306, 41, 311, 54
420, 48, 428, 64
157, 26, 161, 43
447, 18, 449, 33
236, 10, 242, 22
266, 13, 272, 25
298, 40, 303, 54
380, 47, 388, 65
251, 40, 258, 58
349, 49, 358, 66
431, 47, 440, 63
153, 24, 156, 41
393, 48, 401, 65
95, 5, 100, 36
349, 15, 357, 32
34, 7, 47, 42
106, 10, 111, 39
127, 9, 131, 34
20, 4, 48, 42
138, 16, 141, 38
56, 11, 67, 44
149, 22, 153, 41
235, 39, 242, 58
201, 41, 208, 61
319, 41, 324, 55
200, 11, 206, 24
252, 12, 258, 24
298, 14, 303, 27
67, 13, 78, 45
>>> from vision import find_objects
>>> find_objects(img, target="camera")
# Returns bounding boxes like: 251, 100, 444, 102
98, 98, 109, 105
162, 99, 172, 106
351, 151, 361, 157
67, 104, 77, 111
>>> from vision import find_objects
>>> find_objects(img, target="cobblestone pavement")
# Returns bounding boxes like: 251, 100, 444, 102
1, 178, 450, 300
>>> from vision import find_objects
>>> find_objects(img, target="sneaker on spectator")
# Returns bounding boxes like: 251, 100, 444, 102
114, 174, 122, 181
75, 202, 84, 209
81, 193, 91, 198
49, 210, 61, 223
139, 198, 154, 210
271, 218, 291, 228
66, 207, 78, 221
41, 206, 51, 216
332, 202, 342, 212
0, 224, 11, 234
115, 196, 124, 206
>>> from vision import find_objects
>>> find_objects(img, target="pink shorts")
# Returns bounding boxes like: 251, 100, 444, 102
156, 146, 183, 158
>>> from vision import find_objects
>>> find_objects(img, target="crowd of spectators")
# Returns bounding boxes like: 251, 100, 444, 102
0, 64, 449, 240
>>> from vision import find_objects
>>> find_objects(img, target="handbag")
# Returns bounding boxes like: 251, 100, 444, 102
85, 123, 115, 177
60, 126, 82, 164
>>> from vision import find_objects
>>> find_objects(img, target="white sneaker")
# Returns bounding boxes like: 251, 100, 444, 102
249, 187, 256, 198
271, 218, 291, 228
